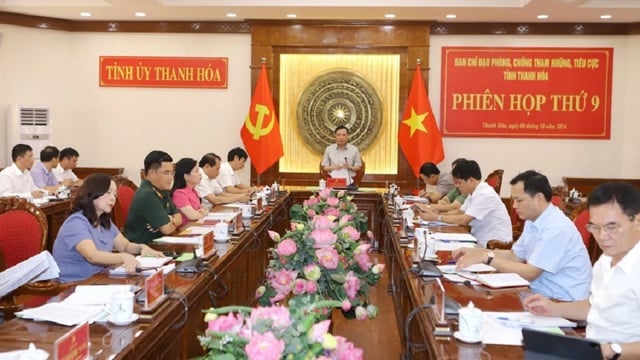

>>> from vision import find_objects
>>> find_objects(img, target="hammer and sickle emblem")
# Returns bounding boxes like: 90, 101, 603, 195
245, 103, 274, 140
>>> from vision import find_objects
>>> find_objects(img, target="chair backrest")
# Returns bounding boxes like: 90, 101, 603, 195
112, 176, 138, 230
570, 203, 602, 264
484, 169, 504, 194
0, 197, 48, 270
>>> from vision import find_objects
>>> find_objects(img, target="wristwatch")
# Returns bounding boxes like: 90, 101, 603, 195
485, 252, 495, 265
610, 343, 622, 360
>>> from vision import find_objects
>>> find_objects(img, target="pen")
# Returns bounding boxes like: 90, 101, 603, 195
496, 316, 535, 324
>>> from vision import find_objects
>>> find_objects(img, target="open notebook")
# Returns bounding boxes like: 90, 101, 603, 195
460, 272, 530, 288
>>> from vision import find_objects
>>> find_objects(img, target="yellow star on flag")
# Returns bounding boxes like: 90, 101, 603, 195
402, 107, 429, 137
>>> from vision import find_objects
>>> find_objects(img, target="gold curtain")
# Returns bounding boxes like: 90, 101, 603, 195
279, 54, 400, 174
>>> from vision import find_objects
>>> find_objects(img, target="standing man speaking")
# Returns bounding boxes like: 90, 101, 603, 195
321, 126, 362, 186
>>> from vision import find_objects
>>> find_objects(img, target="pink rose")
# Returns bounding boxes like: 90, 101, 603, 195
268, 269, 297, 295
207, 312, 243, 334
318, 188, 331, 199
344, 271, 361, 300
267, 230, 280, 242
293, 279, 307, 295
341, 226, 361, 241
326, 197, 340, 207
306, 280, 318, 294
250, 305, 292, 329
309, 319, 331, 342
245, 332, 285, 360
313, 215, 335, 230
324, 207, 340, 217
275, 238, 297, 256
316, 247, 339, 269
310, 228, 337, 248
355, 252, 372, 271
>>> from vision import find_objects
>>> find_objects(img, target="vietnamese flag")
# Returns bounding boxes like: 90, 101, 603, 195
240, 63, 284, 175
398, 65, 445, 176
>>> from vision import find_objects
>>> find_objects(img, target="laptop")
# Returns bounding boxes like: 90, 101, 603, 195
522, 328, 602, 360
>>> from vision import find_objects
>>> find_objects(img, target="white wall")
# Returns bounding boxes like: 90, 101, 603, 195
1, 24, 638, 192
0, 25, 252, 183
429, 35, 640, 195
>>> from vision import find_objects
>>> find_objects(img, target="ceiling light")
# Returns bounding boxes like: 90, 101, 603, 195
286, 14, 297, 18
600, 14, 612, 20
445, 14, 457, 19
80, 12, 91, 17
226, 12, 238, 18
134, 12, 146, 17
384, 14, 396, 19
537, 14, 549, 20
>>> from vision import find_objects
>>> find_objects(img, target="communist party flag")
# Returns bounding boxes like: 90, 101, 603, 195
398, 65, 445, 176
240, 63, 284, 175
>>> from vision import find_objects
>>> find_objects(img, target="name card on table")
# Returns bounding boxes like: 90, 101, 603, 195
144, 269, 167, 312
327, 177, 347, 188
54, 321, 89, 360
202, 231, 214, 258
256, 197, 263, 214
233, 212, 243, 235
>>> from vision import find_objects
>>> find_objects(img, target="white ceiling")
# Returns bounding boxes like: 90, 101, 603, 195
0, 0, 639, 23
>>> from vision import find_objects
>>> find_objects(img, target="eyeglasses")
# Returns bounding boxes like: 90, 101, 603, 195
585, 222, 624, 235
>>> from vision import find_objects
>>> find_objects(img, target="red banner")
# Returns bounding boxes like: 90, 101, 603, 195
99, 56, 228, 88
440, 47, 612, 139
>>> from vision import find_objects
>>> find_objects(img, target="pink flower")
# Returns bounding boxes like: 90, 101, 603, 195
341, 299, 352, 312
275, 238, 297, 256
354, 243, 371, 254
339, 214, 353, 225
355, 306, 367, 320
316, 247, 340, 269
292, 279, 307, 295
307, 209, 317, 217
306, 280, 318, 294
310, 228, 337, 248
335, 336, 364, 360
309, 319, 331, 342
327, 197, 340, 207
318, 188, 331, 199
324, 207, 340, 217
341, 226, 360, 241
304, 197, 319, 206
245, 332, 285, 360
303, 264, 321, 281
344, 271, 361, 300
313, 215, 336, 230
207, 312, 243, 334
268, 269, 298, 295
267, 230, 280, 242
367, 230, 374, 240
250, 305, 292, 329
269, 291, 287, 304
290, 222, 297, 231
355, 252, 372, 271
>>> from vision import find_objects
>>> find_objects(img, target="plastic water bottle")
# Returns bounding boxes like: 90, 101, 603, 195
319, 179, 326, 190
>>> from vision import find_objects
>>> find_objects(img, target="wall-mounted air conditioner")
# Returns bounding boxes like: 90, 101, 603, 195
5, 105, 52, 164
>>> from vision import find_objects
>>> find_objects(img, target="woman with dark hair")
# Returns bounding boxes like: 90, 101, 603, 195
52, 173, 163, 283
171, 157, 208, 227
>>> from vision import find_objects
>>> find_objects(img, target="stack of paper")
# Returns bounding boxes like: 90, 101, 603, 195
154, 236, 201, 245
430, 232, 478, 242
108, 256, 173, 276
0, 251, 60, 298
202, 213, 237, 222
481, 311, 577, 346
438, 263, 496, 274
16, 303, 107, 326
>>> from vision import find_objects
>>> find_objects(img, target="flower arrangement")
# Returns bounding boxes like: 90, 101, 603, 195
290, 188, 368, 234
197, 296, 364, 360
256, 189, 384, 319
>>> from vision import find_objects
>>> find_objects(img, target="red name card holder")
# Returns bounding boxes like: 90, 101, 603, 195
54, 321, 90, 360
255, 197, 264, 215
232, 211, 244, 236
201, 231, 216, 259
142, 269, 168, 313
326, 177, 347, 189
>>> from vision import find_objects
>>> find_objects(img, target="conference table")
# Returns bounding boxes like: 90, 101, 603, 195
0, 189, 562, 359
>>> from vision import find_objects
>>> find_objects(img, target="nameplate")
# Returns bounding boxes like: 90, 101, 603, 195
256, 197, 263, 213
202, 231, 214, 257
54, 321, 89, 360
233, 212, 243, 234
327, 178, 347, 188
144, 269, 165, 312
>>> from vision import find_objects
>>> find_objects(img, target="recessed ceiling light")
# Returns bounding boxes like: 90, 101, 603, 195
537, 14, 549, 20
445, 14, 457, 19
600, 14, 612, 20
384, 14, 396, 19
80, 12, 91, 17
134, 12, 146, 17
226, 12, 238, 18
286, 14, 297, 18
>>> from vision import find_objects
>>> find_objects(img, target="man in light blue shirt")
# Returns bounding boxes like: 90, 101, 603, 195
30, 145, 62, 192
454, 170, 592, 301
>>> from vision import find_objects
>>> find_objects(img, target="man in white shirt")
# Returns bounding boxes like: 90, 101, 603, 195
0, 143, 45, 198
196, 153, 250, 208
53, 147, 82, 186
416, 159, 512, 247
524, 182, 640, 360
217, 147, 255, 195
321, 125, 362, 185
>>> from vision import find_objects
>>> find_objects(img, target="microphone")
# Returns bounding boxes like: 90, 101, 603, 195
344, 157, 352, 185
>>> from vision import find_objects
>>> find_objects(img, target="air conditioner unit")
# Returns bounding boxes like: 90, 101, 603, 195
5, 105, 52, 164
